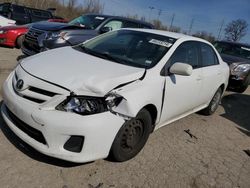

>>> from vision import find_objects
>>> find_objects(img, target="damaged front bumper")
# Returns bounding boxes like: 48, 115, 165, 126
1, 72, 126, 163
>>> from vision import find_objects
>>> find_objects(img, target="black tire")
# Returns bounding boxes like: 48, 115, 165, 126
200, 87, 222, 115
109, 109, 152, 162
16, 35, 24, 49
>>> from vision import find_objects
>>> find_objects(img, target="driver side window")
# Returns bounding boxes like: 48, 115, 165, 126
103, 20, 123, 31
168, 41, 200, 68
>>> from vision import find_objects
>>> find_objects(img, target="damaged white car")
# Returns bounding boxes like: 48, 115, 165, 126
1, 29, 229, 162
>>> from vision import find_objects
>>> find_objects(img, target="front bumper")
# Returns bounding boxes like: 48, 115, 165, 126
0, 33, 15, 47
1, 72, 125, 163
227, 75, 248, 90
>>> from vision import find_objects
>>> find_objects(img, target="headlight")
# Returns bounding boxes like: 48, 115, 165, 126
0, 30, 6, 34
233, 64, 250, 72
56, 96, 107, 115
46, 32, 60, 40
46, 32, 68, 40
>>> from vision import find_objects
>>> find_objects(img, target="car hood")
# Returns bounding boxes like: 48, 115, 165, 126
1, 25, 27, 31
20, 47, 145, 95
32, 21, 82, 31
220, 53, 250, 65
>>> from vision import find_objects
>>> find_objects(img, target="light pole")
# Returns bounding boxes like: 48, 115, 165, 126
148, 6, 155, 21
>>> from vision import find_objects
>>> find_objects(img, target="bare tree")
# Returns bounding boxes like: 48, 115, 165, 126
224, 19, 248, 42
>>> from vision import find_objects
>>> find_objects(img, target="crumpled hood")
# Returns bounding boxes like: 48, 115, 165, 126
20, 47, 145, 95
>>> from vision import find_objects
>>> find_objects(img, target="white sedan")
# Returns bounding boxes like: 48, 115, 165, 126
1, 29, 229, 162
0, 15, 16, 27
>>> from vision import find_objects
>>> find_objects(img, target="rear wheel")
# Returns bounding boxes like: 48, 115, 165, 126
16, 35, 24, 49
200, 88, 222, 115
109, 109, 152, 162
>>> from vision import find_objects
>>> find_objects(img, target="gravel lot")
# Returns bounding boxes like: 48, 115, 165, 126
0, 47, 250, 188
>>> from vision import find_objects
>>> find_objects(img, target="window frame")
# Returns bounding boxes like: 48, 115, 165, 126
161, 40, 202, 76
199, 42, 220, 68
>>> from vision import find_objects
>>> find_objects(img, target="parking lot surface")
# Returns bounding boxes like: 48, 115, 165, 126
0, 47, 250, 188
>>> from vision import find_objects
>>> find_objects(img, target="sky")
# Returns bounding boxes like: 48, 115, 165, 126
79, 0, 250, 43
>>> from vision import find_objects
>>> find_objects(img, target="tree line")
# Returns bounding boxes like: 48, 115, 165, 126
0, 0, 248, 43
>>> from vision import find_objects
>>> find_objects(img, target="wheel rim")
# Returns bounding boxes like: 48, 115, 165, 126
120, 119, 144, 153
211, 90, 221, 112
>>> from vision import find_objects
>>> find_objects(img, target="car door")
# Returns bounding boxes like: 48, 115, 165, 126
160, 41, 203, 124
198, 42, 222, 104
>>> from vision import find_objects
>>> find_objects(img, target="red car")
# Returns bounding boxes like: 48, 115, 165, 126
0, 24, 29, 48
0, 19, 68, 48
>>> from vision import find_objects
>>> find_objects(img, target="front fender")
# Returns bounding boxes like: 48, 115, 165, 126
110, 78, 165, 123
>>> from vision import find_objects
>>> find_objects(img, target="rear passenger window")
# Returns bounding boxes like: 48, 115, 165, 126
32, 10, 50, 18
200, 43, 219, 67
12, 5, 25, 14
123, 21, 139, 28
168, 41, 200, 69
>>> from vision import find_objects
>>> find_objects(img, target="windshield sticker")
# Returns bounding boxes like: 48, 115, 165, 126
149, 39, 172, 47
145, 60, 152, 64
95, 16, 105, 20
241, 47, 250, 51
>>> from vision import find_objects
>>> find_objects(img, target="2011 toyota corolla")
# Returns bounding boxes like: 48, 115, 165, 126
1, 29, 229, 162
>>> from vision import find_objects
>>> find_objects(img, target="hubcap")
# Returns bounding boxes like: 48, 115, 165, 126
121, 119, 144, 152
211, 91, 221, 112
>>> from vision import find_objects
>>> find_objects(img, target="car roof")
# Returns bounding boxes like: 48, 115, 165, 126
122, 28, 205, 41
83, 14, 154, 28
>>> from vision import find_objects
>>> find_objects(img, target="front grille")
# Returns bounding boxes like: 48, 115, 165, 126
24, 27, 46, 52
22, 96, 46, 104
5, 106, 47, 145
28, 86, 57, 97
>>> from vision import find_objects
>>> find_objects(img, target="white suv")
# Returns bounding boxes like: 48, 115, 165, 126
1, 29, 229, 162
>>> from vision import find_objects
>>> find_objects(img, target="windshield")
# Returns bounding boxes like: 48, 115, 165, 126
77, 30, 176, 69
69, 15, 108, 29
214, 42, 250, 60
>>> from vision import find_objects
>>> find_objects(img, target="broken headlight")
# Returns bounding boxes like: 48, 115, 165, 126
56, 96, 107, 115
105, 93, 124, 109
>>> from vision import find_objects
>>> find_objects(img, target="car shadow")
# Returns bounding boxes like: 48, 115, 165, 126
0, 101, 91, 167
220, 93, 250, 136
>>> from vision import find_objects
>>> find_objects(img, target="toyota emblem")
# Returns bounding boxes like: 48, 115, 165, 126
16, 79, 24, 90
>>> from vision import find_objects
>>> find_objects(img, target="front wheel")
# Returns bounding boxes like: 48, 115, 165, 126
200, 88, 222, 115
109, 109, 152, 162
16, 35, 24, 49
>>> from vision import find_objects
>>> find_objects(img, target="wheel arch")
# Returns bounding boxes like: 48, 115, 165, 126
141, 104, 158, 132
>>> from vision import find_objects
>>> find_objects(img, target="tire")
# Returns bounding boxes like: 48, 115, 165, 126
16, 35, 24, 49
200, 87, 222, 116
109, 109, 152, 162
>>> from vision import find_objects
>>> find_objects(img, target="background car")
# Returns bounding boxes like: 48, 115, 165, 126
0, 19, 68, 48
0, 15, 15, 27
0, 3, 57, 25
2, 29, 229, 163
21, 14, 154, 56
214, 41, 250, 93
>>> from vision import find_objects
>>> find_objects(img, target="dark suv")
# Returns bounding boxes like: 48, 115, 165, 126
214, 41, 250, 93
21, 14, 154, 56
0, 3, 54, 25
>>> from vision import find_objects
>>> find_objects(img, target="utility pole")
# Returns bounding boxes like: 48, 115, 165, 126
148, 6, 155, 21
157, 9, 162, 20
170, 13, 175, 30
188, 18, 194, 35
217, 19, 225, 40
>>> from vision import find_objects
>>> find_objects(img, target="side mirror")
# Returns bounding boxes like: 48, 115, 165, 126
100, 26, 112, 34
169, 62, 193, 76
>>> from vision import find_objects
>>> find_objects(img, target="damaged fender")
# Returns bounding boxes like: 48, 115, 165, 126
106, 76, 166, 124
